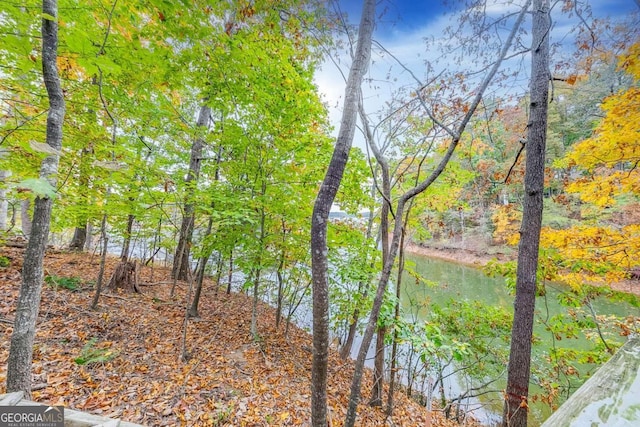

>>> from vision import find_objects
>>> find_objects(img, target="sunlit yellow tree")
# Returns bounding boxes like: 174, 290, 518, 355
542, 42, 640, 288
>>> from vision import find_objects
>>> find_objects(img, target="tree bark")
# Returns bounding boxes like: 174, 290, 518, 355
502, 1, 550, 426
69, 146, 91, 251
91, 213, 108, 309
0, 169, 9, 230
310, 1, 376, 425
6, 0, 65, 396
120, 213, 135, 261
68, 225, 87, 251
369, 325, 386, 406
172, 104, 210, 280
250, 199, 266, 339
344, 4, 531, 425
188, 214, 214, 318
20, 199, 32, 237
386, 207, 410, 416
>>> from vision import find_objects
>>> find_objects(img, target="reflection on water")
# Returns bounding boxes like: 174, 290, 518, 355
402, 253, 638, 426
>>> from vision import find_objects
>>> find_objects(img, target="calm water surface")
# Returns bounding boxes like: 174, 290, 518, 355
401, 253, 639, 426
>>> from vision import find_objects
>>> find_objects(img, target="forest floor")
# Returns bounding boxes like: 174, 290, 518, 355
0, 245, 481, 427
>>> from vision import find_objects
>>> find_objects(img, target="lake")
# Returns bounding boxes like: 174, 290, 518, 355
401, 253, 639, 426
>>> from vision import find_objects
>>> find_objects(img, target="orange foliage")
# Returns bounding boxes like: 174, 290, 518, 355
0, 247, 474, 427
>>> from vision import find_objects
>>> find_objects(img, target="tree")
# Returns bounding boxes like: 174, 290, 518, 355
541, 41, 640, 287
171, 105, 210, 282
310, 0, 376, 425
502, 1, 550, 426
6, 0, 65, 396
344, 2, 532, 424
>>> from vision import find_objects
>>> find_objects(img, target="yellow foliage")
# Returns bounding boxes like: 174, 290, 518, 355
619, 41, 640, 79
492, 204, 521, 245
565, 43, 640, 205
541, 224, 640, 285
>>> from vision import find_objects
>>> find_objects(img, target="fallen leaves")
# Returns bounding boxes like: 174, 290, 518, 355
0, 246, 479, 426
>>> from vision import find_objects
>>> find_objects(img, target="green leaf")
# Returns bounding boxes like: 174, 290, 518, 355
17, 178, 57, 198
42, 13, 56, 21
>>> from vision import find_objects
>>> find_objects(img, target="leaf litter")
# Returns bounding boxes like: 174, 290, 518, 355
0, 246, 481, 426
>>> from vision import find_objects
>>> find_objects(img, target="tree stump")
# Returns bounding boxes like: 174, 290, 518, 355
106, 260, 140, 293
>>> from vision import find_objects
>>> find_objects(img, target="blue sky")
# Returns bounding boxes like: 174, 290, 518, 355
316, 0, 639, 137
336, 0, 639, 39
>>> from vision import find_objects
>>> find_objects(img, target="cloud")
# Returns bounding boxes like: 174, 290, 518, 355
313, 0, 638, 146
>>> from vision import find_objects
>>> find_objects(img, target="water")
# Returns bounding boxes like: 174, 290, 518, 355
401, 253, 639, 426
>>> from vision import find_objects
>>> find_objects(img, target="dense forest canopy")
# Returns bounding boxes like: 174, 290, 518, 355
1, 0, 639, 426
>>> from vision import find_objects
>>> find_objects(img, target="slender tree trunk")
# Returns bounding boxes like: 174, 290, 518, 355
0, 169, 8, 230
226, 247, 234, 294
20, 199, 32, 237
91, 214, 109, 310
310, 1, 376, 425
275, 247, 286, 329
120, 213, 134, 261
250, 203, 266, 339
213, 255, 223, 296
502, 2, 550, 426
69, 147, 91, 250
188, 214, 214, 317
386, 210, 409, 416
340, 310, 360, 359
370, 165, 391, 407
369, 326, 386, 406
172, 105, 210, 280
6, 0, 65, 396
345, 4, 531, 424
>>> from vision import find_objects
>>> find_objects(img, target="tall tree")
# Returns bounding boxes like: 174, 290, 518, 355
172, 104, 211, 281
6, 0, 65, 396
310, 0, 376, 425
344, 2, 532, 425
502, 0, 550, 425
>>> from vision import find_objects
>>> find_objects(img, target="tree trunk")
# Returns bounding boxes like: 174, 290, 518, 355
250, 202, 266, 339
6, 0, 65, 396
0, 169, 9, 230
172, 104, 210, 280
275, 248, 286, 329
359, 116, 391, 406
369, 325, 386, 407
91, 214, 108, 309
120, 213, 135, 261
310, 1, 376, 425
20, 199, 32, 237
369, 164, 391, 407
340, 311, 359, 360
69, 146, 91, 251
106, 259, 139, 293
188, 214, 214, 317
386, 209, 409, 416
226, 247, 234, 294
69, 225, 87, 251
344, 4, 531, 425
502, 2, 550, 426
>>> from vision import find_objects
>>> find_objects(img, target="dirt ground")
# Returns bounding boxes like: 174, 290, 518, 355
0, 245, 481, 427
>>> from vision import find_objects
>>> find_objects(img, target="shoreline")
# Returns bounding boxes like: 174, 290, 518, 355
405, 242, 640, 296
404, 242, 513, 268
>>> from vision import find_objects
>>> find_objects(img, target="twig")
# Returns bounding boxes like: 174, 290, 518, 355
504, 138, 526, 184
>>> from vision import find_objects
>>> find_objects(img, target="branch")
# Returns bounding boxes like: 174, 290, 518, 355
98, 0, 118, 55
504, 138, 526, 184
